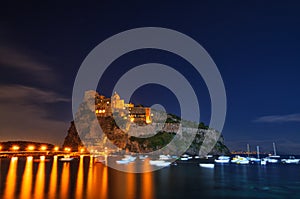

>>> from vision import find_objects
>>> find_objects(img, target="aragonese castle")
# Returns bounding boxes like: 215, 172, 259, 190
86, 90, 152, 124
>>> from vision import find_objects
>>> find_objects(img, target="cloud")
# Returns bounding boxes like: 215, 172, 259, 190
254, 114, 300, 123
0, 84, 70, 144
0, 84, 70, 103
0, 43, 70, 144
0, 46, 57, 84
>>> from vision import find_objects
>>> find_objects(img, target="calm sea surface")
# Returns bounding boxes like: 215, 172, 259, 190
1, 156, 300, 199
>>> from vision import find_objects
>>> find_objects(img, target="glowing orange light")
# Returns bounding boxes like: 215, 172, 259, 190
64, 147, 71, 152
27, 145, 35, 151
54, 146, 59, 151
40, 145, 47, 151
80, 148, 85, 153
12, 145, 20, 151
146, 118, 152, 124
0, 145, 2, 151
130, 117, 134, 122
40, 156, 45, 161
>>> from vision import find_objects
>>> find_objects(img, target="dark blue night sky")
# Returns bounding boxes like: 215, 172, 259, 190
1, 1, 300, 153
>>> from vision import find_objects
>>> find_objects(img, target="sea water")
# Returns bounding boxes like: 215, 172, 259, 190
0, 156, 300, 199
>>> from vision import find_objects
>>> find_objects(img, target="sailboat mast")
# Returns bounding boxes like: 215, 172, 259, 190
247, 144, 250, 157
273, 142, 277, 156
257, 146, 260, 159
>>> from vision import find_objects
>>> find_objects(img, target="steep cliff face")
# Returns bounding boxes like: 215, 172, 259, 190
70, 91, 230, 155
66, 118, 230, 155
62, 121, 84, 151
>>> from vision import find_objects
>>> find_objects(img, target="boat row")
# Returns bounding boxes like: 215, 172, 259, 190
215, 143, 300, 165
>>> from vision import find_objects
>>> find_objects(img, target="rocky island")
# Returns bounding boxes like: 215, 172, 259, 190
64, 91, 230, 156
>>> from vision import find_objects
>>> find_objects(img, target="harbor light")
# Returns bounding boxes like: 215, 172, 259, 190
12, 145, 20, 151
40, 145, 47, 151
54, 146, 59, 151
27, 145, 35, 151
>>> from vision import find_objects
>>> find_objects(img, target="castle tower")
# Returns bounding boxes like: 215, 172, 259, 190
111, 92, 124, 109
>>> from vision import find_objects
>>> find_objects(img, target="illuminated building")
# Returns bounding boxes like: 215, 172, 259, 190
91, 91, 152, 124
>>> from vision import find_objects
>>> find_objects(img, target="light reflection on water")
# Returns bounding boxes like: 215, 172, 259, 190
34, 157, 45, 199
1, 157, 300, 199
75, 156, 84, 198
3, 157, 18, 199
141, 162, 154, 199
60, 161, 70, 198
48, 156, 58, 198
20, 157, 33, 199
0, 156, 156, 199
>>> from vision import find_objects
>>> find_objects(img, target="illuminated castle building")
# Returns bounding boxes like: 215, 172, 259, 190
94, 91, 152, 124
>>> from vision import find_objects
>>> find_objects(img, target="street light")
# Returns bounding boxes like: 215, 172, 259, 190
40, 145, 47, 151
27, 145, 35, 151
12, 145, 20, 151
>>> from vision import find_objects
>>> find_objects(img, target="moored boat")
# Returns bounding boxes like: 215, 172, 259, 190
116, 155, 136, 164
231, 156, 249, 164
59, 156, 74, 162
199, 163, 215, 168
214, 156, 230, 163
149, 160, 171, 167
281, 156, 300, 164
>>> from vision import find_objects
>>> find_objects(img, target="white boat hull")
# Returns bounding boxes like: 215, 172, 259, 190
215, 159, 230, 163
199, 163, 215, 168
